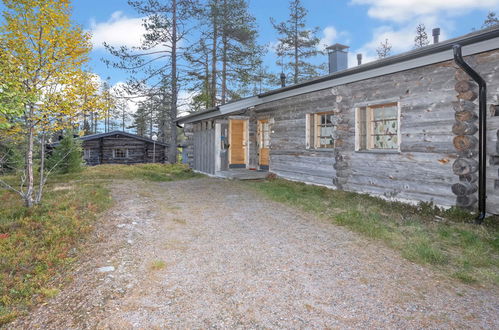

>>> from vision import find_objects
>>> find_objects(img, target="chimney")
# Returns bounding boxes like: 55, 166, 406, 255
356, 53, 362, 66
326, 43, 349, 73
432, 28, 440, 44
280, 72, 286, 88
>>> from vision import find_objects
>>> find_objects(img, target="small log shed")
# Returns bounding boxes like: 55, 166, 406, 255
51, 131, 168, 165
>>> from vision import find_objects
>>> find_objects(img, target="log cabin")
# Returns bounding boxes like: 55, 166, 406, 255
51, 131, 168, 165
176, 27, 499, 215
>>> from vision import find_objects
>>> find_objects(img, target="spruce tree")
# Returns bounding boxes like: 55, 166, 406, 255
376, 38, 392, 59
271, 0, 324, 85
483, 11, 499, 28
414, 24, 429, 48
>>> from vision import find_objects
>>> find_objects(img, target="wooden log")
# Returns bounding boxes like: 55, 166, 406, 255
453, 135, 478, 151
452, 182, 477, 196
455, 110, 478, 122
451, 100, 476, 112
456, 195, 477, 208
490, 104, 499, 117
453, 157, 478, 175
457, 148, 477, 158
459, 173, 478, 183
455, 69, 470, 81
334, 161, 349, 171
457, 90, 477, 101
455, 80, 473, 93
452, 121, 478, 135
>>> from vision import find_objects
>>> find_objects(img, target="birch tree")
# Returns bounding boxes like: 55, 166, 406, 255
0, 0, 108, 207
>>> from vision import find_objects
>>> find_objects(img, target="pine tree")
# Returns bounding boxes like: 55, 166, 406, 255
105, 0, 200, 163
188, 0, 263, 108
219, 0, 263, 104
414, 24, 429, 48
376, 38, 392, 59
483, 11, 499, 29
271, 0, 324, 85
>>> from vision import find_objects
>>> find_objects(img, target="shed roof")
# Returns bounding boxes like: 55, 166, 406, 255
176, 26, 499, 124
50, 131, 169, 147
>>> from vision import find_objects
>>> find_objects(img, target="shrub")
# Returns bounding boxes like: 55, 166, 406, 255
0, 143, 23, 174
46, 132, 84, 174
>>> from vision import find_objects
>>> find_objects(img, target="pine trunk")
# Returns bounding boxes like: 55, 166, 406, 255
210, 0, 218, 107
168, 0, 178, 164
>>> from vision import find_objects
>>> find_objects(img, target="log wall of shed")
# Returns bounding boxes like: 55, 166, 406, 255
82, 136, 167, 165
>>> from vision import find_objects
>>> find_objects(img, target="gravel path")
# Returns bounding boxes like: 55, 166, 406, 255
10, 177, 499, 329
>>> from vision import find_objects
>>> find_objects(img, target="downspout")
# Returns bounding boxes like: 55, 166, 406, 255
452, 44, 487, 224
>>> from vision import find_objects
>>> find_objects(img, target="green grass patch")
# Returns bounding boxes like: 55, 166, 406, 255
150, 260, 167, 271
52, 163, 202, 183
247, 178, 499, 287
0, 163, 200, 325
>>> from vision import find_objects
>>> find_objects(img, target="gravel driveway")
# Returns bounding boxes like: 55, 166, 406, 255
10, 177, 499, 329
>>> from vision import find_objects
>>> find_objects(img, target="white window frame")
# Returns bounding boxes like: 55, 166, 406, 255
306, 111, 337, 149
113, 148, 129, 159
355, 102, 401, 152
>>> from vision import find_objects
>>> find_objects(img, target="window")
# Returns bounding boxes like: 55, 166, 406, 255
356, 102, 400, 151
113, 148, 128, 158
258, 120, 270, 149
306, 112, 337, 149
84, 149, 91, 159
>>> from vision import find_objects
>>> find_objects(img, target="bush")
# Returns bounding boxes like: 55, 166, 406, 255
46, 132, 84, 174
0, 143, 23, 174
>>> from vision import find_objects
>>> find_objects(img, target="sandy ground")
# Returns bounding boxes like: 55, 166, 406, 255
9, 177, 499, 329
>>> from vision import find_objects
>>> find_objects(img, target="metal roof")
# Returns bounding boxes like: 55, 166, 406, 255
50, 131, 169, 147
176, 26, 499, 124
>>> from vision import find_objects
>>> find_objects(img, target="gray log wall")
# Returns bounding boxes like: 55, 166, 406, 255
184, 50, 499, 214
82, 136, 167, 165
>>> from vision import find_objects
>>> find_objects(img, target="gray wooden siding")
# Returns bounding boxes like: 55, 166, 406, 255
192, 122, 216, 174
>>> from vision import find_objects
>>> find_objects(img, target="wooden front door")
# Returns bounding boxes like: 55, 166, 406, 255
257, 119, 270, 168
229, 119, 247, 167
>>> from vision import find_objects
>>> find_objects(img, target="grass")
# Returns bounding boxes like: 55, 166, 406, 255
0, 163, 200, 325
149, 260, 167, 271
247, 178, 499, 287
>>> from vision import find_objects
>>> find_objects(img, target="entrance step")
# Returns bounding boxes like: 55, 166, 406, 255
216, 169, 269, 180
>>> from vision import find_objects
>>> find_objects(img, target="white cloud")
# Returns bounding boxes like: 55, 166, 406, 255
90, 11, 146, 49
319, 26, 352, 51
319, 26, 338, 49
110, 82, 146, 115
351, 0, 499, 22
346, 13, 455, 67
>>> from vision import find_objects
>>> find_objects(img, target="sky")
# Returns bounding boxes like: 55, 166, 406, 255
72, 0, 499, 87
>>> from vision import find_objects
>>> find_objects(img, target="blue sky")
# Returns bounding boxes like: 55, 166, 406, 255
71, 0, 499, 87
66, 0, 499, 112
